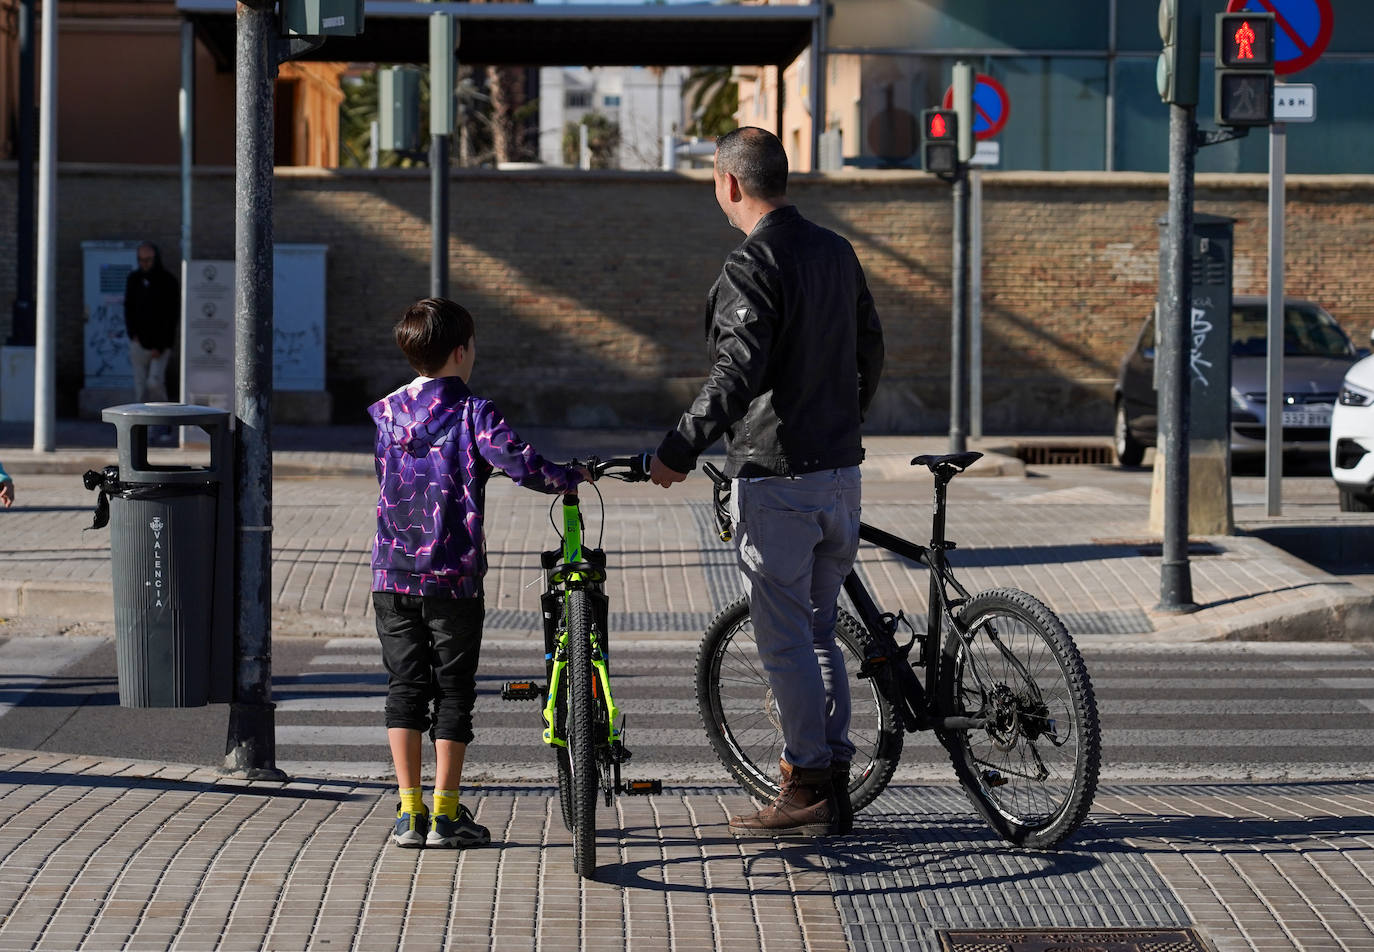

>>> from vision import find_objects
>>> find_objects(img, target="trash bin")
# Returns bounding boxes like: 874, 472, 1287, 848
84, 404, 234, 707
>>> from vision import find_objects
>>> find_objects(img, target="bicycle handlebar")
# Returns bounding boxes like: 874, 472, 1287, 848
585, 453, 653, 483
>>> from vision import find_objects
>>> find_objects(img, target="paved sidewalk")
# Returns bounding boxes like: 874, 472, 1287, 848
2, 422, 1371, 644
1, 747, 1372, 951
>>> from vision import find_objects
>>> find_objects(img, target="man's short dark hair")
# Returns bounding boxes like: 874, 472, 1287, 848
394, 298, 475, 376
715, 127, 788, 199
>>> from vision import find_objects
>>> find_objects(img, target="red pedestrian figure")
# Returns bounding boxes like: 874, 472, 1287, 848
1235, 20, 1256, 60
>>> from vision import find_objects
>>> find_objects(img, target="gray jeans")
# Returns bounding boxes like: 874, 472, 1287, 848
732, 466, 862, 772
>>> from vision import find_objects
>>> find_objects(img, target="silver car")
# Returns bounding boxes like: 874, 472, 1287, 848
1114, 296, 1364, 466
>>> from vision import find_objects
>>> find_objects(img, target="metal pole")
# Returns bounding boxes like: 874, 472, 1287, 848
970, 168, 983, 439
948, 63, 973, 454
179, 20, 195, 412
10, 0, 35, 347
431, 134, 449, 298
1265, 122, 1286, 516
1158, 102, 1197, 613
809, 10, 826, 172
32, 0, 56, 452
225, 0, 285, 781
950, 169, 969, 454
430, 12, 453, 300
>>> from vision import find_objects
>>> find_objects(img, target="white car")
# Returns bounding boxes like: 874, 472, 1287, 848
1332, 352, 1374, 512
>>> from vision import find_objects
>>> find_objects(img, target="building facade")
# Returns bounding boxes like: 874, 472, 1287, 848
742, 0, 1374, 176
538, 65, 689, 170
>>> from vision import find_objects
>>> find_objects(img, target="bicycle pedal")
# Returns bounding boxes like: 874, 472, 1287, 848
982, 769, 1009, 788
501, 680, 544, 700
623, 779, 662, 795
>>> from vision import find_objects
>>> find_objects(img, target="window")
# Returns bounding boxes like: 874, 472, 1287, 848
602, 95, 621, 107
566, 92, 590, 109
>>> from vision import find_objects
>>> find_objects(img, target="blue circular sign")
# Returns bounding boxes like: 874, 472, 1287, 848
1227, 0, 1333, 75
942, 75, 1010, 140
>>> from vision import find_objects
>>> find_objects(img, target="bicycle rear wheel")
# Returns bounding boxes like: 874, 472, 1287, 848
696, 596, 903, 812
939, 588, 1100, 849
565, 590, 599, 876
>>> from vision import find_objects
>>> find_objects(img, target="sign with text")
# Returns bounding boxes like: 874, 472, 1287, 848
1274, 83, 1317, 121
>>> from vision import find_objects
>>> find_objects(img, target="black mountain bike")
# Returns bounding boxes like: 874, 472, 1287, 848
501, 455, 661, 878
696, 452, 1100, 848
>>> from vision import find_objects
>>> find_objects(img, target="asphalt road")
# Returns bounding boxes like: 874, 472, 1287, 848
4, 623, 1374, 786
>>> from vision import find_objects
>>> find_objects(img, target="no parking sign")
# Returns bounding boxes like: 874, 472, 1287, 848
1226, 0, 1333, 75
941, 74, 1010, 141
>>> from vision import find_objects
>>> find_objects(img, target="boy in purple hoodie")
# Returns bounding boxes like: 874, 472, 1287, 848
369, 298, 589, 848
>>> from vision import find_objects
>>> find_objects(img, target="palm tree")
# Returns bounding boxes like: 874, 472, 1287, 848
682, 65, 738, 138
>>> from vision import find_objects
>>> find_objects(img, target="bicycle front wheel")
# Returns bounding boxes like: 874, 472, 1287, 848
696, 596, 903, 812
939, 588, 1100, 849
565, 590, 599, 877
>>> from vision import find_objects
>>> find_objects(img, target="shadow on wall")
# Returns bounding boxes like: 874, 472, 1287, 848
24, 168, 1345, 435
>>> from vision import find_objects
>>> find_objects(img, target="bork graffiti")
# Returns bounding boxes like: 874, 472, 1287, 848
1190, 305, 1213, 388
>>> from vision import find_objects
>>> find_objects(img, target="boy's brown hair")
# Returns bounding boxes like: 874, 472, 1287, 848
394, 298, 475, 376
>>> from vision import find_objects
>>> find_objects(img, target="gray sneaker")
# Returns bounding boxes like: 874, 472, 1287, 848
426, 803, 490, 848
392, 806, 429, 848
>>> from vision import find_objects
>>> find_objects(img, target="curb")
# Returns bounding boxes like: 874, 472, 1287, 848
0, 579, 111, 619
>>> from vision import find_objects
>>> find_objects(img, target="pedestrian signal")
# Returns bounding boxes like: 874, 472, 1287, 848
920, 108, 959, 175
1214, 12, 1275, 126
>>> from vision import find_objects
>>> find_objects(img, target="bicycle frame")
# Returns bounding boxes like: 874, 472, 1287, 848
540, 492, 621, 749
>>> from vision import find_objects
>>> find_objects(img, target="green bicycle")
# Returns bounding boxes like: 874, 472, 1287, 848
502, 454, 660, 878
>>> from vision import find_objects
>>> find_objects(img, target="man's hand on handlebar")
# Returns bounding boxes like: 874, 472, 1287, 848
649, 455, 688, 489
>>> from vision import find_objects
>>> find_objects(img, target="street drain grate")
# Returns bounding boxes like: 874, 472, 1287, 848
1015, 444, 1117, 466
937, 926, 1210, 952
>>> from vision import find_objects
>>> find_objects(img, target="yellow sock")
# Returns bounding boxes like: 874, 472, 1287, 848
433, 789, 460, 821
399, 787, 425, 816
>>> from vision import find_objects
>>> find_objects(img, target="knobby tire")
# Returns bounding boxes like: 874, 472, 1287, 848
939, 588, 1100, 849
696, 596, 903, 812
566, 590, 599, 877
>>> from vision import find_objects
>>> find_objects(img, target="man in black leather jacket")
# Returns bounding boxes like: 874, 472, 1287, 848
650, 127, 884, 836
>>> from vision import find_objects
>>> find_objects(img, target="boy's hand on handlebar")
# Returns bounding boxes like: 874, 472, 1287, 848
574, 465, 594, 485
649, 455, 687, 488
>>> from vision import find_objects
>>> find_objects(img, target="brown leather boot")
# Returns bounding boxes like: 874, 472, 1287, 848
729, 759, 834, 837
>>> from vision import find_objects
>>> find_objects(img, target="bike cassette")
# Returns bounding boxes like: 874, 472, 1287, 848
501, 680, 544, 700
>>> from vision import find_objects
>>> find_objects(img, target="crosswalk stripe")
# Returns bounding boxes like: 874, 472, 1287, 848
0, 638, 104, 720
276, 723, 1374, 749
272, 694, 1374, 717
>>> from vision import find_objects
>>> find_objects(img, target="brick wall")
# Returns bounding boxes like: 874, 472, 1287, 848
1, 163, 1371, 434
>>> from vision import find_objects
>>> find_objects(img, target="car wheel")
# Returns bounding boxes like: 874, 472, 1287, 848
1339, 488, 1374, 513
1115, 400, 1145, 467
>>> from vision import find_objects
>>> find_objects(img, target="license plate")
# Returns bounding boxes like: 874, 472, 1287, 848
1282, 406, 1331, 428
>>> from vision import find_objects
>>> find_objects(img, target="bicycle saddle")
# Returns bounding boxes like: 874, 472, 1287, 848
911, 451, 983, 474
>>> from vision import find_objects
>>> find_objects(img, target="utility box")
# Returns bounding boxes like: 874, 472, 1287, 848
1151, 213, 1236, 536
85, 404, 235, 707
282, 0, 364, 37
379, 67, 423, 153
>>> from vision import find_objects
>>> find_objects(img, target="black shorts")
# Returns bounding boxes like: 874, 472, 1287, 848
373, 591, 485, 744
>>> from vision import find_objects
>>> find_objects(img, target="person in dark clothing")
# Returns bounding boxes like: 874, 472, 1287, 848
649, 127, 884, 838
123, 242, 179, 407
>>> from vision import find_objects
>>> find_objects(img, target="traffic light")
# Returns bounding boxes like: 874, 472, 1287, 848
921, 109, 958, 175
1214, 11, 1275, 126
1156, 0, 1200, 106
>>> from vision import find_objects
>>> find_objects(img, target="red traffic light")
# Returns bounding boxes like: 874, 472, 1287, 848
1217, 12, 1274, 68
930, 113, 948, 139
